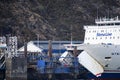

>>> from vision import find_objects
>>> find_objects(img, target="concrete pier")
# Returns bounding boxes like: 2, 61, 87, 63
6, 56, 27, 80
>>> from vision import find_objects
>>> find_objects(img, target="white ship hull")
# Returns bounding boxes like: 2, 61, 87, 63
78, 44, 120, 73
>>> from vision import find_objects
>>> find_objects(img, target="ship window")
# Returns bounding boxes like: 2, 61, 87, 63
118, 36, 119, 39
105, 57, 111, 60
93, 30, 96, 33
115, 23, 120, 25
101, 30, 104, 32
107, 24, 111, 25
100, 24, 105, 26
110, 37, 112, 39
105, 37, 107, 39
113, 37, 115, 39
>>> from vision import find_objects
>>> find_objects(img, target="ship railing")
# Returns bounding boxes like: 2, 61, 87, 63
95, 16, 120, 22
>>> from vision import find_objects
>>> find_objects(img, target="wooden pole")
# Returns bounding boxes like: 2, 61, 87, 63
48, 40, 52, 58
24, 42, 27, 57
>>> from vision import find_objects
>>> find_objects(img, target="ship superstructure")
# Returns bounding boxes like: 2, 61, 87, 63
84, 16, 120, 44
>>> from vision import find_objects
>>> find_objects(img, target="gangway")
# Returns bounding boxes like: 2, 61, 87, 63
0, 37, 7, 70
0, 53, 5, 69
0, 61, 5, 69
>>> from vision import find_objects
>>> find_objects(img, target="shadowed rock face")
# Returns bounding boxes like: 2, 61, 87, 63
0, 0, 56, 46
0, 0, 120, 46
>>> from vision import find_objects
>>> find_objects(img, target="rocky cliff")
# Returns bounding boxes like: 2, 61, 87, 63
0, 0, 120, 46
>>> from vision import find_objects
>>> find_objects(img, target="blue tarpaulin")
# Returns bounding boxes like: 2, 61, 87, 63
55, 67, 70, 73
37, 60, 45, 68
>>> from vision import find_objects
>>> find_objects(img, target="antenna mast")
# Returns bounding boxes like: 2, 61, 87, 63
107, 8, 110, 18
97, 7, 98, 19
70, 25, 73, 45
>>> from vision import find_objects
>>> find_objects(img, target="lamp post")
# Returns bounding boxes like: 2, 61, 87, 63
36, 34, 39, 48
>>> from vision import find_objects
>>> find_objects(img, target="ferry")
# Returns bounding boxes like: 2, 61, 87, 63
61, 16, 120, 77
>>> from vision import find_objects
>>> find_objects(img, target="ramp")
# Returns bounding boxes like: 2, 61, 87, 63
78, 51, 104, 77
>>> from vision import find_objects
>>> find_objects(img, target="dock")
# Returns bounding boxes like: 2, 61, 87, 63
0, 36, 88, 80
